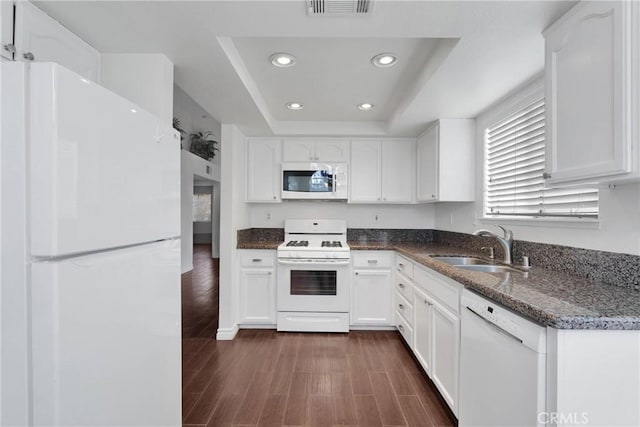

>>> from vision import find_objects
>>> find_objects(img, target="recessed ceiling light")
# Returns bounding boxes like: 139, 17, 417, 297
358, 103, 374, 110
371, 53, 398, 68
270, 53, 296, 67
286, 102, 304, 110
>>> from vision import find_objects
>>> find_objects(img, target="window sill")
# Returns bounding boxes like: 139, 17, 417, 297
479, 215, 601, 230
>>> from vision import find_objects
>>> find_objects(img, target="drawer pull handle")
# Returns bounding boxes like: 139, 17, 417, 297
398, 324, 404, 332
368, 260, 378, 264
398, 303, 404, 309
398, 283, 405, 289
398, 263, 404, 269
252, 258, 262, 262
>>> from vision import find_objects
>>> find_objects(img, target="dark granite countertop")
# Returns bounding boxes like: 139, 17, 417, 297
237, 238, 640, 330
353, 242, 640, 330
237, 240, 281, 250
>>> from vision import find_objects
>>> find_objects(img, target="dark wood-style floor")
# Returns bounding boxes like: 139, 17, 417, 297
181, 245, 456, 427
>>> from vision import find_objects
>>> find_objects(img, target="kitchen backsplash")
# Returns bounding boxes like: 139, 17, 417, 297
237, 228, 284, 244
347, 228, 434, 244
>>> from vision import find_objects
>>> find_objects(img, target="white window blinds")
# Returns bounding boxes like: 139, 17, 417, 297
485, 98, 598, 218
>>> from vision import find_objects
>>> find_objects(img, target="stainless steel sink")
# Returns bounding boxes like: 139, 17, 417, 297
430, 256, 492, 266
455, 264, 521, 273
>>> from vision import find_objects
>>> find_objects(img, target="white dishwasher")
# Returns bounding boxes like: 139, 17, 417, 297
460, 289, 547, 427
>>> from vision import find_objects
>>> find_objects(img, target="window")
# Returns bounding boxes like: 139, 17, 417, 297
485, 98, 598, 219
192, 193, 212, 222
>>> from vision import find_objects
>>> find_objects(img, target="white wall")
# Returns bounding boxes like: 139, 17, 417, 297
173, 84, 221, 166
180, 154, 194, 273
100, 54, 174, 124
250, 202, 435, 229
217, 124, 250, 340
434, 77, 640, 256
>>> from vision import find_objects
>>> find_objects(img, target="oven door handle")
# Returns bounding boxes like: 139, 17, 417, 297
277, 259, 350, 266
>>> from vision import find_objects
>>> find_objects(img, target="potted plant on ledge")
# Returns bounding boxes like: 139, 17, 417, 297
189, 131, 219, 161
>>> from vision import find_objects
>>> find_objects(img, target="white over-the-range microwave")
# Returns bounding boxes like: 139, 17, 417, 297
281, 162, 348, 200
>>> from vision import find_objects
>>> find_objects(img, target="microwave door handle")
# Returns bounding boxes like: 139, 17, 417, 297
333, 171, 336, 194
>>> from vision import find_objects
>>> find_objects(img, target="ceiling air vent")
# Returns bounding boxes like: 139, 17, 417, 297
307, 0, 373, 16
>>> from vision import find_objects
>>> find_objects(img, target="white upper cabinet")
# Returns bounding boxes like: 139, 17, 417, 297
416, 119, 475, 202
14, 2, 101, 82
350, 139, 415, 203
282, 139, 315, 162
1, 1, 14, 60
416, 125, 439, 202
282, 138, 349, 162
382, 139, 415, 203
350, 139, 383, 202
544, 1, 640, 184
246, 139, 282, 203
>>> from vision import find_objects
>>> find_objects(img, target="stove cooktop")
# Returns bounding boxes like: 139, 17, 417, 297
285, 240, 309, 247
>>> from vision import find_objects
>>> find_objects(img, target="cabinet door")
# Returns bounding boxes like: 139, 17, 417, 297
350, 140, 382, 202
239, 268, 276, 324
14, 2, 101, 82
416, 124, 439, 202
246, 139, 281, 202
1, 1, 13, 60
350, 269, 393, 325
282, 139, 316, 162
413, 287, 432, 375
315, 139, 350, 162
382, 139, 414, 203
431, 300, 459, 414
545, 1, 629, 182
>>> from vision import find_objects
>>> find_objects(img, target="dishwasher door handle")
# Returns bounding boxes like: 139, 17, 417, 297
465, 307, 523, 344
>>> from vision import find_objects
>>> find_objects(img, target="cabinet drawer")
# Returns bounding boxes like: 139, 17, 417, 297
395, 271, 414, 302
352, 251, 392, 269
395, 255, 414, 279
395, 291, 414, 327
414, 266, 460, 314
395, 311, 414, 348
239, 252, 275, 268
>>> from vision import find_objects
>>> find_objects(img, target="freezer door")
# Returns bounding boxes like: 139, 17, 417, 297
31, 239, 181, 426
29, 63, 180, 257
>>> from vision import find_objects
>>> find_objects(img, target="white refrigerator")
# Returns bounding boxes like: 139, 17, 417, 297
1, 62, 182, 426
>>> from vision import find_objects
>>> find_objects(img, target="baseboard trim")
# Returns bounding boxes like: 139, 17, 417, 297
349, 325, 398, 331
181, 263, 193, 274
216, 324, 239, 340
239, 324, 277, 329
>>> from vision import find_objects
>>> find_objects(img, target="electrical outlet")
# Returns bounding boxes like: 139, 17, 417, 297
266, 212, 271, 221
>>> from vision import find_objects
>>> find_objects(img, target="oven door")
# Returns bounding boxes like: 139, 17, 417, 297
277, 258, 349, 312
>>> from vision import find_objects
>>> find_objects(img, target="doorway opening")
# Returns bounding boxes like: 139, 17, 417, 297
181, 175, 220, 339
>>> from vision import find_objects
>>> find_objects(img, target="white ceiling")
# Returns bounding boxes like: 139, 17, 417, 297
35, 0, 576, 137
231, 37, 448, 121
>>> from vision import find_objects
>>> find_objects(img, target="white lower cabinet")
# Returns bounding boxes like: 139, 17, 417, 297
238, 250, 276, 325
350, 251, 394, 326
413, 286, 433, 375
430, 298, 460, 413
411, 262, 461, 416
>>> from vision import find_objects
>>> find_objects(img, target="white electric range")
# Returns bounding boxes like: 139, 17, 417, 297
276, 219, 351, 332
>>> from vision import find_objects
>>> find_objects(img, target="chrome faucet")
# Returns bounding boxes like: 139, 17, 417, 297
473, 225, 513, 264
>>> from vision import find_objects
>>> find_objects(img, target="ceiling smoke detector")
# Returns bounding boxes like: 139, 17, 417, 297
307, 0, 373, 16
